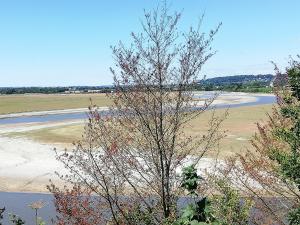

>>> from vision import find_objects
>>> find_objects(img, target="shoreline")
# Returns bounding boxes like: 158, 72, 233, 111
0, 107, 109, 119
0, 92, 275, 119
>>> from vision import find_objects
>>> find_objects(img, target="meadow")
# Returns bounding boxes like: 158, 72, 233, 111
0, 93, 112, 114
9, 104, 274, 158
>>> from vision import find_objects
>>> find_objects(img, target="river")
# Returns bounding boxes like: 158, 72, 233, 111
0, 93, 276, 125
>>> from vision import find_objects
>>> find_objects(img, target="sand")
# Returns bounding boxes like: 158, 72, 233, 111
0, 132, 222, 193
0, 135, 67, 193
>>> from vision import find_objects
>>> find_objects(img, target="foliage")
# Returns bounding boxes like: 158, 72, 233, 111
224, 56, 300, 224
174, 165, 212, 225
175, 165, 252, 225
0, 207, 4, 225
47, 183, 104, 225
288, 207, 300, 225
174, 197, 216, 225
181, 165, 202, 196
115, 203, 159, 225
9, 214, 25, 225
274, 57, 300, 224
37, 218, 46, 225
209, 179, 252, 225
288, 59, 300, 100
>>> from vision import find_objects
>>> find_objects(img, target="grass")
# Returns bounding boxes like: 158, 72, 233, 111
185, 104, 273, 158
0, 93, 112, 115
10, 124, 86, 145
9, 104, 274, 158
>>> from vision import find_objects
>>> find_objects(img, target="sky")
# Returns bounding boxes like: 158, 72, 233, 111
0, 0, 299, 87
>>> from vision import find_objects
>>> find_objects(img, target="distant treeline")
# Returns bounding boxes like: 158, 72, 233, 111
0, 87, 68, 94
196, 74, 275, 93
0, 74, 275, 94
201, 74, 274, 85
0, 86, 114, 95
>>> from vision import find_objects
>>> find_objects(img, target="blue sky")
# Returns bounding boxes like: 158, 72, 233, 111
0, 0, 299, 87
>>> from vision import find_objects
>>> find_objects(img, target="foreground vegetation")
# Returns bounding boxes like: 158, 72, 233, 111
50, 4, 225, 224
225, 57, 300, 224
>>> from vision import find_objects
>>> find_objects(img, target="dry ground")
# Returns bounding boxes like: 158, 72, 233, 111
0, 92, 267, 115
0, 93, 112, 115
186, 104, 273, 158
0, 104, 274, 192
9, 104, 274, 158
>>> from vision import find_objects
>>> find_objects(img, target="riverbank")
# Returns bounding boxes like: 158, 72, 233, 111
0, 92, 276, 193
0, 92, 276, 125
0, 92, 275, 118
0, 104, 273, 193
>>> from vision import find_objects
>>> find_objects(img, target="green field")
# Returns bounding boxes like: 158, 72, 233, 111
10, 104, 274, 158
0, 93, 112, 115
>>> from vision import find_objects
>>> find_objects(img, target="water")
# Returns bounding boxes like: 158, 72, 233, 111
0, 192, 55, 224
0, 94, 276, 125
0, 112, 88, 125
215, 95, 276, 109
0, 192, 290, 225
0, 192, 203, 224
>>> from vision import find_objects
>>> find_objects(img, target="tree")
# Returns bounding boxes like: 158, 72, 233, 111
224, 56, 300, 225
55, 3, 223, 224
48, 183, 105, 225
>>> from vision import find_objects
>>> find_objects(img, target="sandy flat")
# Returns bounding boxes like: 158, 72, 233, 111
0, 133, 222, 193
0, 120, 82, 134
193, 92, 259, 106
0, 120, 83, 193
0, 135, 67, 193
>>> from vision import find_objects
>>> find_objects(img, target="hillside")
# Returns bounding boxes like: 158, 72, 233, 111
196, 74, 275, 93
201, 74, 274, 85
